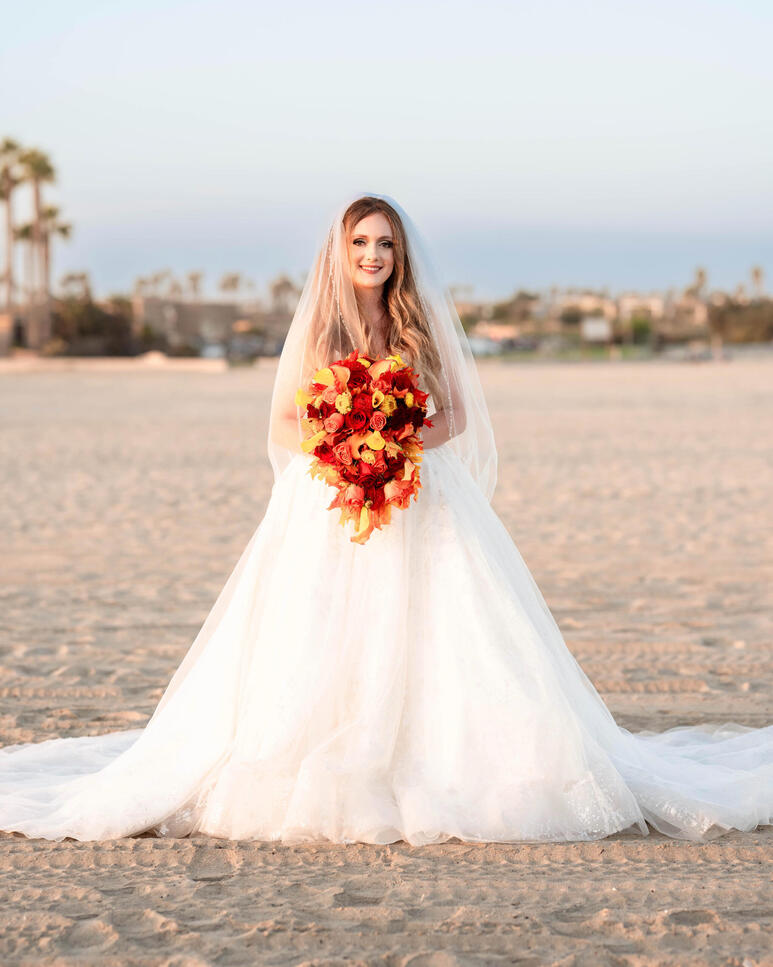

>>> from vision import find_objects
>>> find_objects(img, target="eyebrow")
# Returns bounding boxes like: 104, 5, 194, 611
352, 234, 393, 240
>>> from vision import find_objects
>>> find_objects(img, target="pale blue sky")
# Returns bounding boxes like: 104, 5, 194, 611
3, 0, 772, 299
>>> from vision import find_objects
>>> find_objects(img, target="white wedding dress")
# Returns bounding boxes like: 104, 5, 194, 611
1, 441, 772, 845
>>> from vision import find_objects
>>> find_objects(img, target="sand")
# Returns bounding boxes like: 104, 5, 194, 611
0, 357, 771, 965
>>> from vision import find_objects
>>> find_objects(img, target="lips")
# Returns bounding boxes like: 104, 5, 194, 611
360, 265, 382, 274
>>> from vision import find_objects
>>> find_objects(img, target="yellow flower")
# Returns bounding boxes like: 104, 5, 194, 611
388, 353, 404, 369
365, 430, 386, 450
381, 394, 397, 416
360, 449, 376, 465
357, 357, 371, 367
295, 388, 314, 408
313, 367, 336, 387
371, 390, 385, 408
301, 429, 327, 453
405, 391, 414, 408
335, 392, 353, 414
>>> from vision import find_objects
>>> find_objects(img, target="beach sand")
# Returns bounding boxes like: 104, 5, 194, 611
1, 357, 771, 965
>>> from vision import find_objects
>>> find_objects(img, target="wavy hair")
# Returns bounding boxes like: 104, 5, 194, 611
306, 196, 444, 406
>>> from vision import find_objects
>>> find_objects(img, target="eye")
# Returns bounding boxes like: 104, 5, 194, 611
381, 241, 393, 248
352, 239, 365, 246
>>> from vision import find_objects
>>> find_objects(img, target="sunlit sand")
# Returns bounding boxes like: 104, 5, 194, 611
1, 358, 771, 963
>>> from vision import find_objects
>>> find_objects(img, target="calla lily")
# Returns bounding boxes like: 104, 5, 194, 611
313, 367, 336, 387
351, 505, 374, 544
347, 431, 369, 460
330, 364, 350, 388
369, 359, 393, 381
301, 429, 327, 453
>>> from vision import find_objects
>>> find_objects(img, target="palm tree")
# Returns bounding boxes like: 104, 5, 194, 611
40, 205, 72, 304
13, 223, 34, 306
149, 269, 172, 297
690, 266, 707, 300
60, 271, 91, 301
219, 272, 242, 297
18, 148, 56, 307
186, 270, 204, 301
0, 137, 21, 314
750, 265, 765, 300
269, 273, 300, 313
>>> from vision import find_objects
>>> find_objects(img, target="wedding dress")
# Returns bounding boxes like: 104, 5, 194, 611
1, 194, 771, 846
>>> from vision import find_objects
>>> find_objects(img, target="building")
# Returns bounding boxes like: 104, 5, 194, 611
131, 297, 240, 351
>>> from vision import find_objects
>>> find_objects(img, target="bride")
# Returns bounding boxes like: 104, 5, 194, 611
1, 192, 771, 845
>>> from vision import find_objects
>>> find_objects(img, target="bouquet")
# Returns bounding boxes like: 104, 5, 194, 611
295, 350, 432, 544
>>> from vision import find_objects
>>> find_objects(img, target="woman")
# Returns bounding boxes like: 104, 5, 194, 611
0, 192, 771, 845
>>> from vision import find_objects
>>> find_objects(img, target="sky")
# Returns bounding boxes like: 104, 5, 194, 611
2, 0, 773, 301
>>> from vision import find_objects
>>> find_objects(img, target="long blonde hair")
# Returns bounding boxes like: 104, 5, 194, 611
307, 196, 444, 404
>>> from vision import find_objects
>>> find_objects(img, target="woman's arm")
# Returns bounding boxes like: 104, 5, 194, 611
269, 386, 305, 454
422, 372, 468, 449
270, 412, 304, 453
423, 408, 456, 449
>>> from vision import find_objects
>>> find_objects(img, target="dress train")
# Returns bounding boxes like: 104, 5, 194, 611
1, 443, 771, 844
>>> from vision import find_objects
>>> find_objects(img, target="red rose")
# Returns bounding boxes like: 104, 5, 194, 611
370, 410, 387, 431
347, 370, 368, 391
314, 442, 335, 464
393, 371, 413, 391
352, 392, 372, 411
333, 442, 353, 466
324, 412, 345, 433
346, 409, 369, 431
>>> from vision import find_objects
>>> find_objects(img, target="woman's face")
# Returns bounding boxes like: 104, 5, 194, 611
348, 212, 395, 290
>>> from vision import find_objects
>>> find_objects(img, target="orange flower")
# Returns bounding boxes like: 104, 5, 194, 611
324, 412, 345, 433
333, 442, 353, 465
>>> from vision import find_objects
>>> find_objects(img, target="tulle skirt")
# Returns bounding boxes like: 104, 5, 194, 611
1, 444, 771, 844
